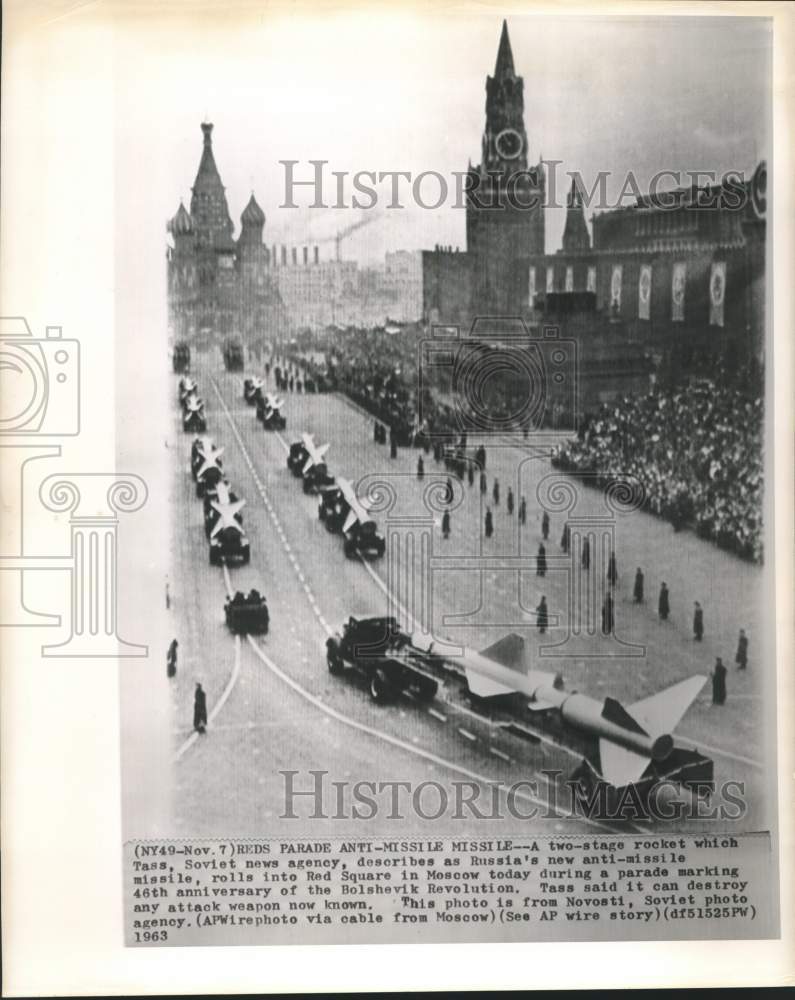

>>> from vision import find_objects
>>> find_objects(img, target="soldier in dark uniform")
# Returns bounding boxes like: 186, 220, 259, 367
167, 638, 178, 678
561, 522, 570, 553
492, 478, 500, 506
541, 511, 550, 541
390, 434, 397, 459
467, 463, 475, 487
446, 477, 454, 505
602, 593, 614, 635
536, 595, 548, 634
711, 658, 727, 705
536, 543, 547, 577
633, 567, 644, 604
735, 629, 749, 670
484, 507, 494, 539
581, 536, 590, 570
480, 471, 487, 495
607, 551, 618, 588
518, 496, 527, 526
193, 683, 208, 733
442, 510, 451, 540
693, 601, 704, 641
658, 582, 670, 621
417, 456, 424, 479
374, 419, 380, 443
476, 444, 486, 471
507, 487, 514, 515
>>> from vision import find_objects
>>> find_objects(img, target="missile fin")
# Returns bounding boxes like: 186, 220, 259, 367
598, 738, 651, 787
629, 675, 708, 737
465, 668, 516, 699
527, 699, 557, 712
479, 633, 527, 674
602, 696, 647, 736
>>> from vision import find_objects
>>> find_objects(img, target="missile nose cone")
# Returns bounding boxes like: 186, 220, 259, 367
651, 733, 674, 761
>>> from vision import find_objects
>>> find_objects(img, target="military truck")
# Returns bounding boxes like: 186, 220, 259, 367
326, 615, 438, 703
225, 590, 269, 634
209, 524, 251, 565
222, 337, 245, 371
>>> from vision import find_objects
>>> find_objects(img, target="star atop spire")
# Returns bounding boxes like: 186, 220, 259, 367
494, 20, 515, 78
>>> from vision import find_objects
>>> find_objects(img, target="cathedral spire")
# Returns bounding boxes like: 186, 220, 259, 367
494, 19, 515, 78
190, 122, 235, 251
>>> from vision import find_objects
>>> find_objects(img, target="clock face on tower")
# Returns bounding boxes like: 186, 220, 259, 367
494, 127, 523, 160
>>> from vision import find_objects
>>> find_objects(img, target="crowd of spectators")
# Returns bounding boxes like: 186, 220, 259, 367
553, 375, 764, 563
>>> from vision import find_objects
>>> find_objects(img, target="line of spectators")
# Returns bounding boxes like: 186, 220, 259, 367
553, 375, 764, 563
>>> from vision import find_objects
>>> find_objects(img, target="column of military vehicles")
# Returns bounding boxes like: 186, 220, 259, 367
179, 376, 269, 634
241, 378, 387, 560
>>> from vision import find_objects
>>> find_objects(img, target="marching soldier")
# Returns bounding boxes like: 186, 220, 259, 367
484, 507, 494, 539
417, 455, 424, 479
607, 551, 618, 588
467, 463, 475, 487
602, 592, 615, 635
735, 629, 749, 670
167, 638, 178, 678
711, 658, 727, 705
693, 601, 704, 641
193, 683, 208, 734
492, 478, 500, 506
541, 511, 550, 541
658, 582, 670, 621
536, 595, 548, 634
561, 522, 570, 553
442, 510, 451, 540
537, 543, 547, 577
507, 487, 514, 515
633, 567, 644, 604
518, 495, 527, 526
480, 471, 487, 495
581, 536, 590, 570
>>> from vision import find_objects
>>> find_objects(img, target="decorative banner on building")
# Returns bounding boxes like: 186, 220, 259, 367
709, 261, 726, 327
671, 261, 686, 321
587, 265, 597, 293
610, 264, 622, 311
528, 265, 536, 303
546, 265, 554, 293
565, 266, 574, 292
638, 264, 652, 320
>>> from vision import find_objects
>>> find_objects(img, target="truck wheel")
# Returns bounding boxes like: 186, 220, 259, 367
369, 668, 392, 703
343, 539, 356, 558
326, 645, 344, 675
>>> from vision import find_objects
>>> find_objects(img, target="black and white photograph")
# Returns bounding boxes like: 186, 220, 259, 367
2, 0, 793, 992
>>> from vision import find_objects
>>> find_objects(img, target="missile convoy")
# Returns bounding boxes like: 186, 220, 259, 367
257, 392, 287, 430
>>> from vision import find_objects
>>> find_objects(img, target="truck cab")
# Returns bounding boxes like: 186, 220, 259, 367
343, 519, 386, 559
209, 525, 251, 566
326, 615, 437, 703
287, 441, 309, 476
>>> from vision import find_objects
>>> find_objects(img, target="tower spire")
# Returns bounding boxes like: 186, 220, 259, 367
494, 20, 515, 78
562, 176, 591, 253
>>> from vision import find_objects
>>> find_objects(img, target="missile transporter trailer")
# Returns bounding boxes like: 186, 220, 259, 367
326, 615, 439, 704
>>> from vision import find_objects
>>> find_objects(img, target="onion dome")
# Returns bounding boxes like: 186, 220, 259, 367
241, 193, 265, 228
172, 201, 193, 235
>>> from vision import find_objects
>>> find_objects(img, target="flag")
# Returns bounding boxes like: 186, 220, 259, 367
546, 266, 554, 293
565, 266, 574, 292
671, 262, 686, 321
610, 264, 623, 311
587, 265, 597, 293
709, 261, 726, 327
528, 265, 536, 303
638, 264, 652, 320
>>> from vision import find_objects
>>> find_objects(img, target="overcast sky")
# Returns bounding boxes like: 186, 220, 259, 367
117, 10, 771, 263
